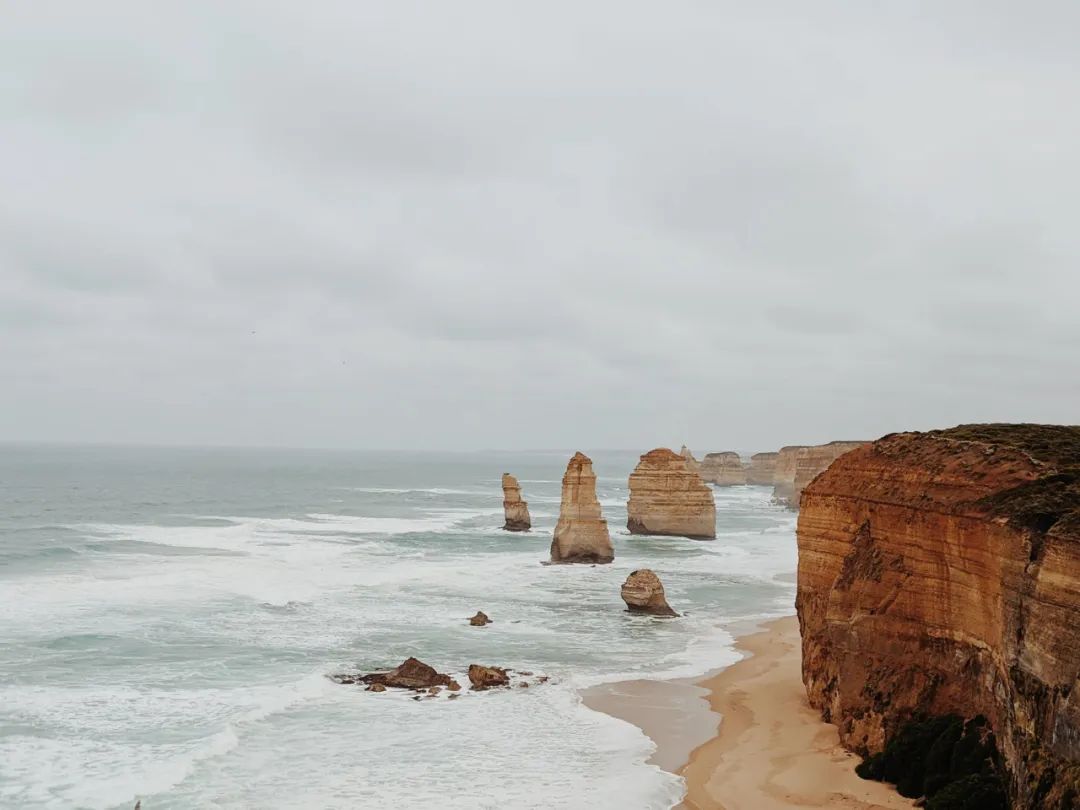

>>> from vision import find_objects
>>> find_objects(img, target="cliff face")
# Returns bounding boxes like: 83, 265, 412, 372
747, 452, 778, 485
700, 451, 747, 486
796, 425, 1080, 808
550, 452, 614, 563
627, 448, 716, 539
773, 445, 808, 506
792, 441, 867, 505
501, 473, 531, 531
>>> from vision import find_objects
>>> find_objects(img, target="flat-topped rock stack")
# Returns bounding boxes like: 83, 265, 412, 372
501, 473, 531, 531
700, 451, 747, 486
747, 452, 778, 485
549, 452, 614, 564
627, 448, 716, 539
772, 445, 808, 506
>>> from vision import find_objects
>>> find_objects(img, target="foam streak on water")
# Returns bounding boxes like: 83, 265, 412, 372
0, 446, 796, 810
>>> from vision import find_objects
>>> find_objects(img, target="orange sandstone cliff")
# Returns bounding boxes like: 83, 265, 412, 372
747, 451, 779, 485
796, 424, 1080, 808
627, 448, 716, 539
773, 445, 808, 506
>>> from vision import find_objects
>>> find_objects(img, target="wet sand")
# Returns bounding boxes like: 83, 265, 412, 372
585, 616, 912, 809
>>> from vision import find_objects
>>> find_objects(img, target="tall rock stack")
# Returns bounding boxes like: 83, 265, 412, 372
746, 452, 778, 485
796, 424, 1080, 808
627, 448, 716, 539
791, 441, 867, 505
772, 445, 808, 507
699, 452, 747, 485
549, 452, 614, 564
501, 473, 531, 531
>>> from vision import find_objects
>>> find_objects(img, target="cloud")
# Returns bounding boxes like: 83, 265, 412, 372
1, 0, 1078, 450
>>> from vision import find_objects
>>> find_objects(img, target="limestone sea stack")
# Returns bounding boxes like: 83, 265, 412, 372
746, 451, 778, 485
620, 569, 677, 616
771, 445, 808, 506
626, 448, 716, 539
699, 451, 747, 485
549, 452, 614, 564
501, 473, 531, 531
796, 424, 1080, 808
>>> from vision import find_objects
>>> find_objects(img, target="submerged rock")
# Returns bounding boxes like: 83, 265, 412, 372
468, 664, 510, 690
550, 452, 614, 564
620, 569, 678, 617
501, 473, 532, 531
468, 611, 492, 626
361, 657, 452, 691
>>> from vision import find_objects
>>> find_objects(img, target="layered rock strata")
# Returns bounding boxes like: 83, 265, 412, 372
627, 448, 716, 539
620, 569, 677, 616
796, 424, 1080, 808
501, 473, 531, 531
550, 452, 614, 563
772, 445, 809, 506
747, 452, 779, 485
791, 441, 867, 505
679, 445, 701, 473
700, 451, 748, 486
361, 657, 452, 691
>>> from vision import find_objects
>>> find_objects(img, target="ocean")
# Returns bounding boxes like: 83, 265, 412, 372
0, 444, 797, 810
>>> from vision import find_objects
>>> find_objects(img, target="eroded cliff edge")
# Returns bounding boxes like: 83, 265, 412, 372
796, 424, 1080, 808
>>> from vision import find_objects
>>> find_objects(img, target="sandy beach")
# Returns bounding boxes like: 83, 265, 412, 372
585, 616, 912, 810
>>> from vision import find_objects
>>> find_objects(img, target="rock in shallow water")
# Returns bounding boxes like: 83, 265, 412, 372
468, 611, 491, 626
620, 569, 678, 617
361, 657, 452, 690
468, 664, 510, 690
501, 473, 532, 531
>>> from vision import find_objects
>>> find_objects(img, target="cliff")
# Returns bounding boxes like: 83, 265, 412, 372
791, 441, 867, 504
747, 451, 779, 485
501, 473, 531, 531
550, 452, 614, 563
773, 445, 808, 506
680, 445, 702, 473
796, 424, 1080, 808
700, 451, 748, 486
627, 448, 716, 539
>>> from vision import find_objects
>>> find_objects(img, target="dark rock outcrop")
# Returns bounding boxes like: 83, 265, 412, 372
469, 611, 491, 626
361, 657, 453, 691
468, 664, 510, 690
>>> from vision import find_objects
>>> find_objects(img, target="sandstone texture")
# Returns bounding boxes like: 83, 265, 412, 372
501, 472, 531, 531
747, 452, 779, 485
791, 441, 867, 505
550, 452, 615, 564
680, 445, 701, 473
627, 448, 716, 539
620, 569, 677, 616
772, 445, 809, 506
700, 451, 747, 486
796, 424, 1080, 808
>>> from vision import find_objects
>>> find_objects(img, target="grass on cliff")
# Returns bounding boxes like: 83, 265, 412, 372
928, 424, 1080, 538
855, 715, 1006, 808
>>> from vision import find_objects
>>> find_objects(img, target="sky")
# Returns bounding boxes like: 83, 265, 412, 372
2, 1, 1078, 452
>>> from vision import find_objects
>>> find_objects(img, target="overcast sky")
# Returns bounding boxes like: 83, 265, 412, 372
2, 1, 1078, 452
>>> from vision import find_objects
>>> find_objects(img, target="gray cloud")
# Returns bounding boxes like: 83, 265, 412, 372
1, 1, 1078, 451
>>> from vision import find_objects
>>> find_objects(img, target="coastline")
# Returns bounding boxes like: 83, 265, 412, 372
585, 616, 913, 810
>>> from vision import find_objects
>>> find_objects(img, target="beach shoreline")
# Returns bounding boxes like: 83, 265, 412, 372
584, 616, 913, 810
